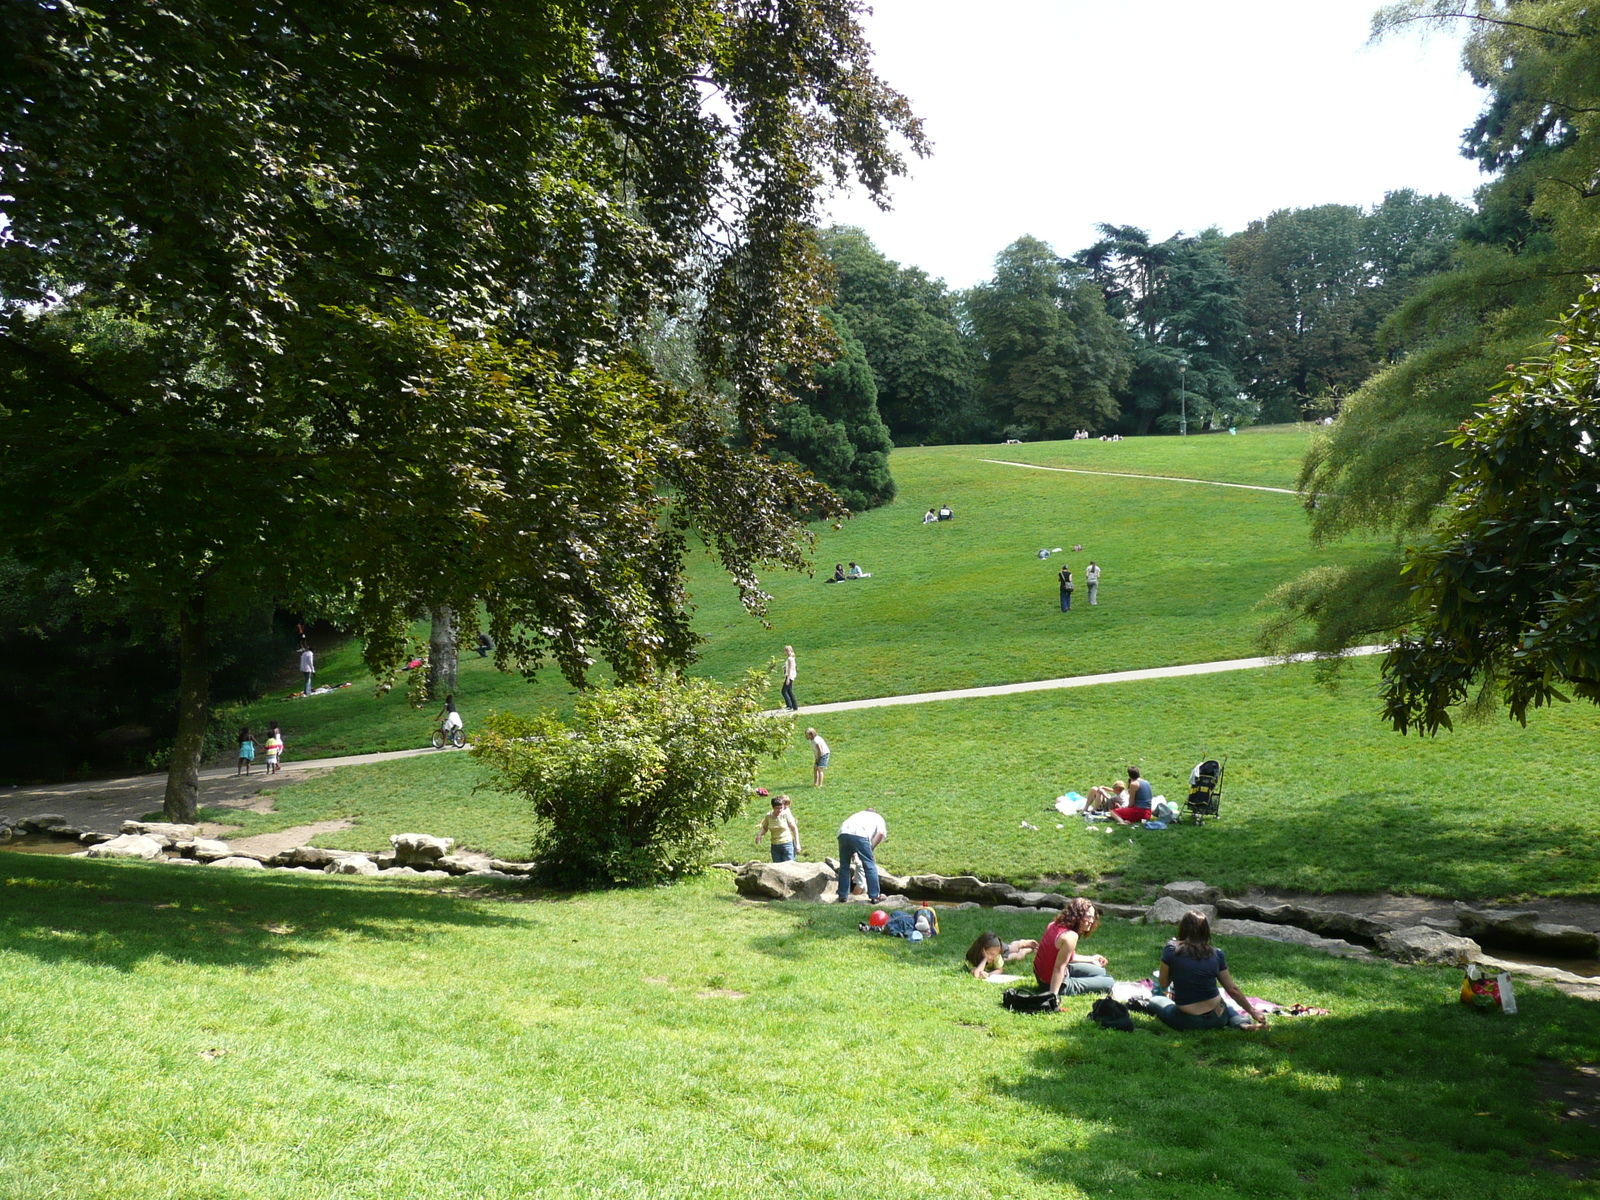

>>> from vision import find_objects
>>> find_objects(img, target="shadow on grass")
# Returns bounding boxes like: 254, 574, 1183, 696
1107, 789, 1600, 899
0, 852, 521, 973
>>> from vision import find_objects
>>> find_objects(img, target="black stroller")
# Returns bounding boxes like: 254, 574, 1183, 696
1185, 757, 1225, 823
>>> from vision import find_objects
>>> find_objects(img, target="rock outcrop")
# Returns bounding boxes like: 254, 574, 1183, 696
734, 860, 838, 902
1376, 926, 1480, 965
84, 833, 166, 860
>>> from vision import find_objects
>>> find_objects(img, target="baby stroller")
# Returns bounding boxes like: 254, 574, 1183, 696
1186, 757, 1225, 824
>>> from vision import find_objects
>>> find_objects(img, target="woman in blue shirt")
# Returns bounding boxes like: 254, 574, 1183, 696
1150, 911, 1268, 1031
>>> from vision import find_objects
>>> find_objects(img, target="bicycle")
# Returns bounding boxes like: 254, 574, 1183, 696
431, 722, 466, 750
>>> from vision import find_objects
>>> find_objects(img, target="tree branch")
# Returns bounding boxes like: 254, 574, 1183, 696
0, 333, 136, 417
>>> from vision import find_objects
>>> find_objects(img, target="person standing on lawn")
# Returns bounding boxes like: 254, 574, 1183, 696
782, 645, 799, 711
1085, 560, 1100, 606
836, 808, 886, 903
1058, 563, 1074, 612
756, 794, 801, 862
806, 726, 829, 786
299, 643, 316, 695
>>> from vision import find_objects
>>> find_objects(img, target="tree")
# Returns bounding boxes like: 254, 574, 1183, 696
1379, 284, 1600, 735
0, 0, 924, 819
816, 226, 979, 444
771, 310, 898, 511
1075, 225, 1248, 434
965, 237, 1131, 438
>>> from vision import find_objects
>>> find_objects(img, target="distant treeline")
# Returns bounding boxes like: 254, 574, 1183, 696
816, 189, 1468, 446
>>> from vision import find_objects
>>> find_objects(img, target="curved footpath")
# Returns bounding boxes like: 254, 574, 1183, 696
978, 457, 1302, 495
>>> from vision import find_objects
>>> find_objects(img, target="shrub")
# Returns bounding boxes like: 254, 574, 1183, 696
472, 670, 791, 886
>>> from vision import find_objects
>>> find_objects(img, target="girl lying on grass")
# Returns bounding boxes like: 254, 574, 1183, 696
1034, 898, 1115, 997
1148, 910, 1268, 1031
965, 932, 1039, 979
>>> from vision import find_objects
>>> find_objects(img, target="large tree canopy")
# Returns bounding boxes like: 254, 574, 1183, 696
0, 0, 923, 816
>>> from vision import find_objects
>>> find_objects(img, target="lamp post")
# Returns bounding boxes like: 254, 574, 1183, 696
1178, 357, 1189, 437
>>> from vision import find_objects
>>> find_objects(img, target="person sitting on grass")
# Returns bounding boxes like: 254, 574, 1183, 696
755, 794, 801, 863
938, 503, 953, 521
922, 508, 937, 525
1110, 766, 1153, 824
1086, 780, 1126, 812
846, 561, 871, 578
824, 562, 846, 583
1033, 898, 1115, 997
965, 932, 1039, 979
1147, 911, 1268, 1031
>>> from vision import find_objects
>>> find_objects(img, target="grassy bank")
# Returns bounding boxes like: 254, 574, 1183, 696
2, 854, 1595, 1200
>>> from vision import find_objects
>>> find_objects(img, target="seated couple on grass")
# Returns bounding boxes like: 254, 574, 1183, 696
1086, 766, 1153, 824
823, 561, 872, 583
970, 900, 1268, 1031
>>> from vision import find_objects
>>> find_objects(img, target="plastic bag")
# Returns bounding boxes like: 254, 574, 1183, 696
1460, 963, 1518, 1014
1055, 792, 1087, 815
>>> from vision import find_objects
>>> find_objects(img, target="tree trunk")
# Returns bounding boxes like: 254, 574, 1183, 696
163, 598, 209, 823
428, 605, 458, 699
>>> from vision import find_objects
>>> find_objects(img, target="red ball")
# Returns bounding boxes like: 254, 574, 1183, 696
868, 910, 889, 928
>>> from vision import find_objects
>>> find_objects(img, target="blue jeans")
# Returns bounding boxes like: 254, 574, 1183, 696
1049, 961, 1114, 996
1060, 588, 1072, 612
782, 679, 797, 710
770, 842, 796, 863
837, 833, 878, 902
303, 671, 315, 695
1148, 996, 1244, 1030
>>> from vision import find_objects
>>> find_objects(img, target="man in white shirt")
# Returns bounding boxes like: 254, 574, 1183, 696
1085, 561, 1101, 606
299, 645, 316, 695
836, 809, 887, 903
806, 726, 829, 787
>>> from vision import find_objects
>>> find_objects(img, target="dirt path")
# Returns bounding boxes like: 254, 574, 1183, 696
226, 820, 356, 858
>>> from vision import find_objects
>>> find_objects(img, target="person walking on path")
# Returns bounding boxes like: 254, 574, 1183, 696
836, 809, 886, 903
299, 644, 316, 695
806, 727, 830, 786
1058, 563, 1074, 612
756, 794, 801, 862
1085, 561, 1100, 606
782, 645, 799, 711
236, 726, 256, 777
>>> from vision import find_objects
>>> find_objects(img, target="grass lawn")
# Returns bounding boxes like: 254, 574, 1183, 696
970, 424, 1320, 490
220, 658, 1600, 901
235, 432, 1382, 760
3, 854, 1596, 1200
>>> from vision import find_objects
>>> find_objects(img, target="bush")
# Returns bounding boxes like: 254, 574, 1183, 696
472, 670, 792, 886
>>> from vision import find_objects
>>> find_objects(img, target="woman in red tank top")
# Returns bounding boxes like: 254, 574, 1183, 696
1033, 898, 1115, 997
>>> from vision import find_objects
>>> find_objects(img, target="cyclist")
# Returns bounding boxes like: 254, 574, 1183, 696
435, 693, 464, 744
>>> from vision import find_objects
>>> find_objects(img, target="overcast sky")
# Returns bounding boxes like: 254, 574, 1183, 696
823, 0, 1489, 288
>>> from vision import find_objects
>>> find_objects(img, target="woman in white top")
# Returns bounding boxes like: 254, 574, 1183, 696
782, 646, 798, 711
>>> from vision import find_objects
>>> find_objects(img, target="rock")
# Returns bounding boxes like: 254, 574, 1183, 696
380, 866, 423, 877
851, 893, 915, 909
327, 856, 380, 876
734, 860, 837, 902
466, 870, 519, 882
0, 825, 12, 844
84, 833, 166, 860
1528, 923, 1600, 957
1455, 904, 1600, 956
390, 833, 455, 866
487, 859, 535, 876
1035, 893, 1070, 910
44, 823, 85, 840
1162, 880, 1222, 905
175, 838, 233, 862
375, 852, 397, 870
1094, 902, 1150, 921
955, 901, 982, 910
907, 874, 987, 902
78, 831, 118, 846
1213, 918, 1370, 957
993, 904, 1051, 914
270, 846, 344, 869
1376, 926, 1480, 965
163, 857, 200, 866
876, 871, 908, 895
119, 821, 200, 841
978, 881, 1024, 905
208, 856, 265, 869
1142, 896, 1216, 926
1476, 952, 1600, 988
1216, 898, 1394, 941
1417, 915, 1463, 932
436, 853, 495, 876
18, 813, 68, 833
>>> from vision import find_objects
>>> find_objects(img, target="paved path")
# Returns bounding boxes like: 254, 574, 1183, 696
780, 647, 1387, 716
979, 458, 1301, 495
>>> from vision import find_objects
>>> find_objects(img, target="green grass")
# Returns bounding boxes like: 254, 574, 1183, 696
235, 432, 1382, 759
974, 424, 1321, 490
224, 658, 1600, 901
3, 854, 1597, 1200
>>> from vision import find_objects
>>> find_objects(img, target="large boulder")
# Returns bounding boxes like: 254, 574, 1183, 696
1216, 898, 1394, 941
120, 821, 200, 841
875, 871, 909, 895
1213, 918, 1370, 957
390, 833, 455, 866
735, 860, 838, 902
1377, 926, 1481, 966
327, 855, 380, 876
17, 814, 68, 833
270, 846, 347, 869
1162, 880, 1222, 905
78, 831, 118, 846
436, 853, 496, 876
1455, 904, 1600, 956
175, 838, 233, 862
44, 823, 85, 840
488, 859, 536, 877
1095, 902, 1150, 921
906, 874, 988, 902
84, 833, 165, 860
1527, 923, 1600, 957
1142, 896, 1216, 926
208, 856, 265, 869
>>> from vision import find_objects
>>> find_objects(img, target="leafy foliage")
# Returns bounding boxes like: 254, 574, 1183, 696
771, 310, 897, 511
1381, 284, 1600, 734
966, 237, 1131, 438
472, 672, 792, 885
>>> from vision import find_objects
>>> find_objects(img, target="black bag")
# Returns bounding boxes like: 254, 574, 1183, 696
1002, 988, 1059, 1014
1087, 997, 1134, 1031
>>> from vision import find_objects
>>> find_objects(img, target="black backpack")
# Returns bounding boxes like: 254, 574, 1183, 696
1087, 997, 1134, 1031
1001, 988, 1060, 1014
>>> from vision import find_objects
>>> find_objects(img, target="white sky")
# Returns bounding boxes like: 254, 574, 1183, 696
824, 0, 1489, 288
